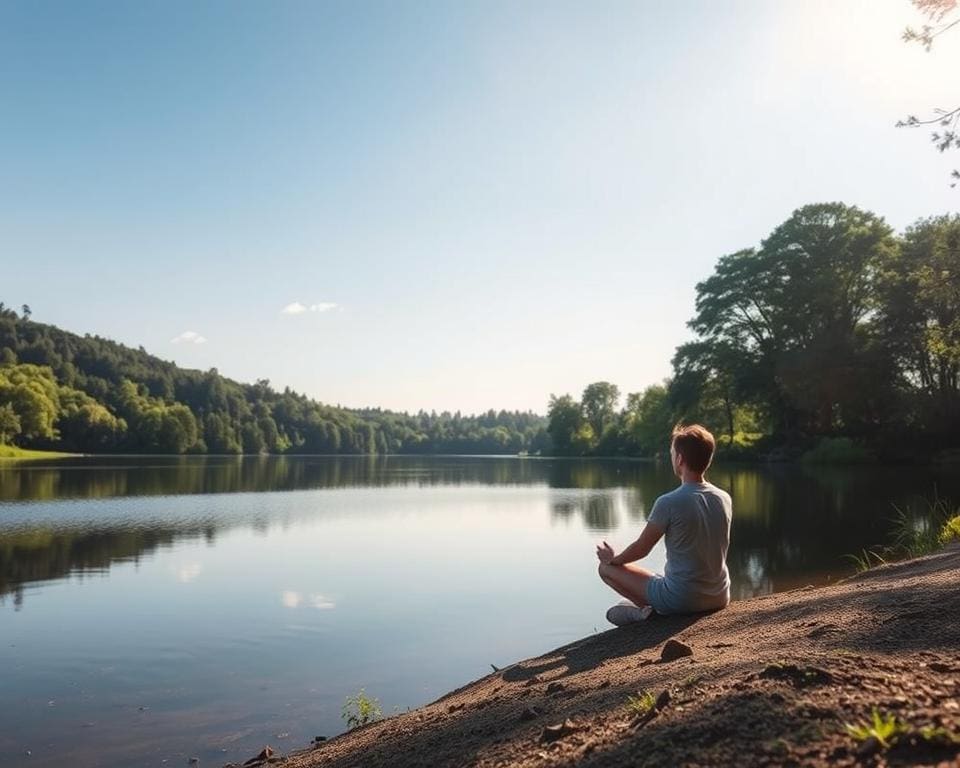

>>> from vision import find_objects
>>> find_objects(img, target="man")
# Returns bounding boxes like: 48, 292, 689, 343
596, 424, 732, 625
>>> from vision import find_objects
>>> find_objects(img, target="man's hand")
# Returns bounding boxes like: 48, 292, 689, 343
596, 540, 615, 565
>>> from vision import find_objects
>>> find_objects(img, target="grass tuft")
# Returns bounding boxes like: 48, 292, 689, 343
844, 549, 886, 573
625, 691, 656, 718
844, 709, 909, 750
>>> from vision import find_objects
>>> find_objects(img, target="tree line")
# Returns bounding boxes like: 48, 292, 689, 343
0, 310, 547, 455
547, 203, 960, 462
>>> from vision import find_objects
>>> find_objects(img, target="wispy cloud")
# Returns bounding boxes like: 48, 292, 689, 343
175, 563, 202, 583
281, 301, 338, 315
170, 330, 207, 345
281, 590, 336, 610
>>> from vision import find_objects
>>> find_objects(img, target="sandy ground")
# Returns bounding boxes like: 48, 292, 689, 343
234, 545, 960, 768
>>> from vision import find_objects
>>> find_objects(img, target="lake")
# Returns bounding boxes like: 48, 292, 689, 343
0, 455, 956, 767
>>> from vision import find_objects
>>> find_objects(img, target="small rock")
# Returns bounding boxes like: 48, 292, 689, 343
523, 675, 542, 687
598, 679, 611, 689
654, 689, 671, 710
856, 736, 881, 757
928, 662, 953, 673
188, 759, 199, 766
313, 736, 326, 742
545, 682, 565, 694
540, 718, 580, 743
660, 639, 694, 662
519, 706, 542, 722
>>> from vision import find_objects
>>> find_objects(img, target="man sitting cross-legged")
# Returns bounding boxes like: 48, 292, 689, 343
596, 424, 732, 625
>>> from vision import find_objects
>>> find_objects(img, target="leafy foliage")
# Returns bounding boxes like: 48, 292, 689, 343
938, 514, 960, 544
341, 689, 382, 729
899, 0, 960, 185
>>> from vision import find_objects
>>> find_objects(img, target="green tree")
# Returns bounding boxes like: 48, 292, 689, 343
0, 403, 21, 444
688, 203, 897, 437
581, 381, 620, 439
547, 394, 591, 455
0, 364, 61, 442
878, 214, 960, 431
622, 385, 675, 457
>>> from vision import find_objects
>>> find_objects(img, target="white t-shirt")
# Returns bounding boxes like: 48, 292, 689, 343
645, 481, 732, 614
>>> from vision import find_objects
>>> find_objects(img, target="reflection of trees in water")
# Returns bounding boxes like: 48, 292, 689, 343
0, 456, 670, 502
550, 488, 652, 532
723, 463, 960, 594
3, 458, 959, 605
0, 526, 204, 608
552, 493, 619, 531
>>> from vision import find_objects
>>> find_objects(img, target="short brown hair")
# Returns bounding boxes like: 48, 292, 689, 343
671, 423, 716, 474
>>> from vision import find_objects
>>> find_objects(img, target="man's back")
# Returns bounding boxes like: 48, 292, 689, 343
647, 481, 731, 613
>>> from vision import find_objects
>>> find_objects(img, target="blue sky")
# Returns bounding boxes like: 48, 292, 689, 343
2, 0, 958, 413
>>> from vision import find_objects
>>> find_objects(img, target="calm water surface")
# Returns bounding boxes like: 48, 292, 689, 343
0, 456, 956, 767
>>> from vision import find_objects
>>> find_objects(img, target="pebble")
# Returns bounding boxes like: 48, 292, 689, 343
540, 718, 580, 743
660, 639, 694, 662
655, 689, 672, 710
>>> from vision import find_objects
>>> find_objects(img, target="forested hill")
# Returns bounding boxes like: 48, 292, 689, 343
0, 308, 548, 455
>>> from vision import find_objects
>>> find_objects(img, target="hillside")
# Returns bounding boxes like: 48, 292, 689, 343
0, 306, 547, 455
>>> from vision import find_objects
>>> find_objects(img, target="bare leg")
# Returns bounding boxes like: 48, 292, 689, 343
598, 562, 656, 607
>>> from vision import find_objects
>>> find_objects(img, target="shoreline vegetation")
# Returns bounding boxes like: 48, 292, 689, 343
3, 205, 960, 466
243, 544, 960, 768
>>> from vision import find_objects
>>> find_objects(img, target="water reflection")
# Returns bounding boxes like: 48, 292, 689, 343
1, 456, 958, 607
0, 455, 678, 502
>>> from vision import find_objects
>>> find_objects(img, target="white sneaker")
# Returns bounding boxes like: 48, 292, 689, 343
605, 599, 654, 626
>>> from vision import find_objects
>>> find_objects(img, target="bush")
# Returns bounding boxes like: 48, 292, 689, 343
342, 689, 382, 730
940, 515, 960, 545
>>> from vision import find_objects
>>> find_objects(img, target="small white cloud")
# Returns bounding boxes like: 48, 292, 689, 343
281, 590, 335, 609
281, 301, 338, 315
309, 594, 336, 610
176, 563, 202, 583
171, 330, 207, 345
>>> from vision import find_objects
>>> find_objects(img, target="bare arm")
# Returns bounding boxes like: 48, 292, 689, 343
608, 522, 665, 566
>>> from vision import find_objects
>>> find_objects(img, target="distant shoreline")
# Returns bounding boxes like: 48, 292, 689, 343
3, 449, 956, 467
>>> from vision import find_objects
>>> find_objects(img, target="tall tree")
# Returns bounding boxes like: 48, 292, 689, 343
547, 394, 588, 456
877, 214, 960, 432
687, 203, 897, 436
581, 382, 620, 440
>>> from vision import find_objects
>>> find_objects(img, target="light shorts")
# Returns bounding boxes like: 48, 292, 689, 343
645, 574, 729, 616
